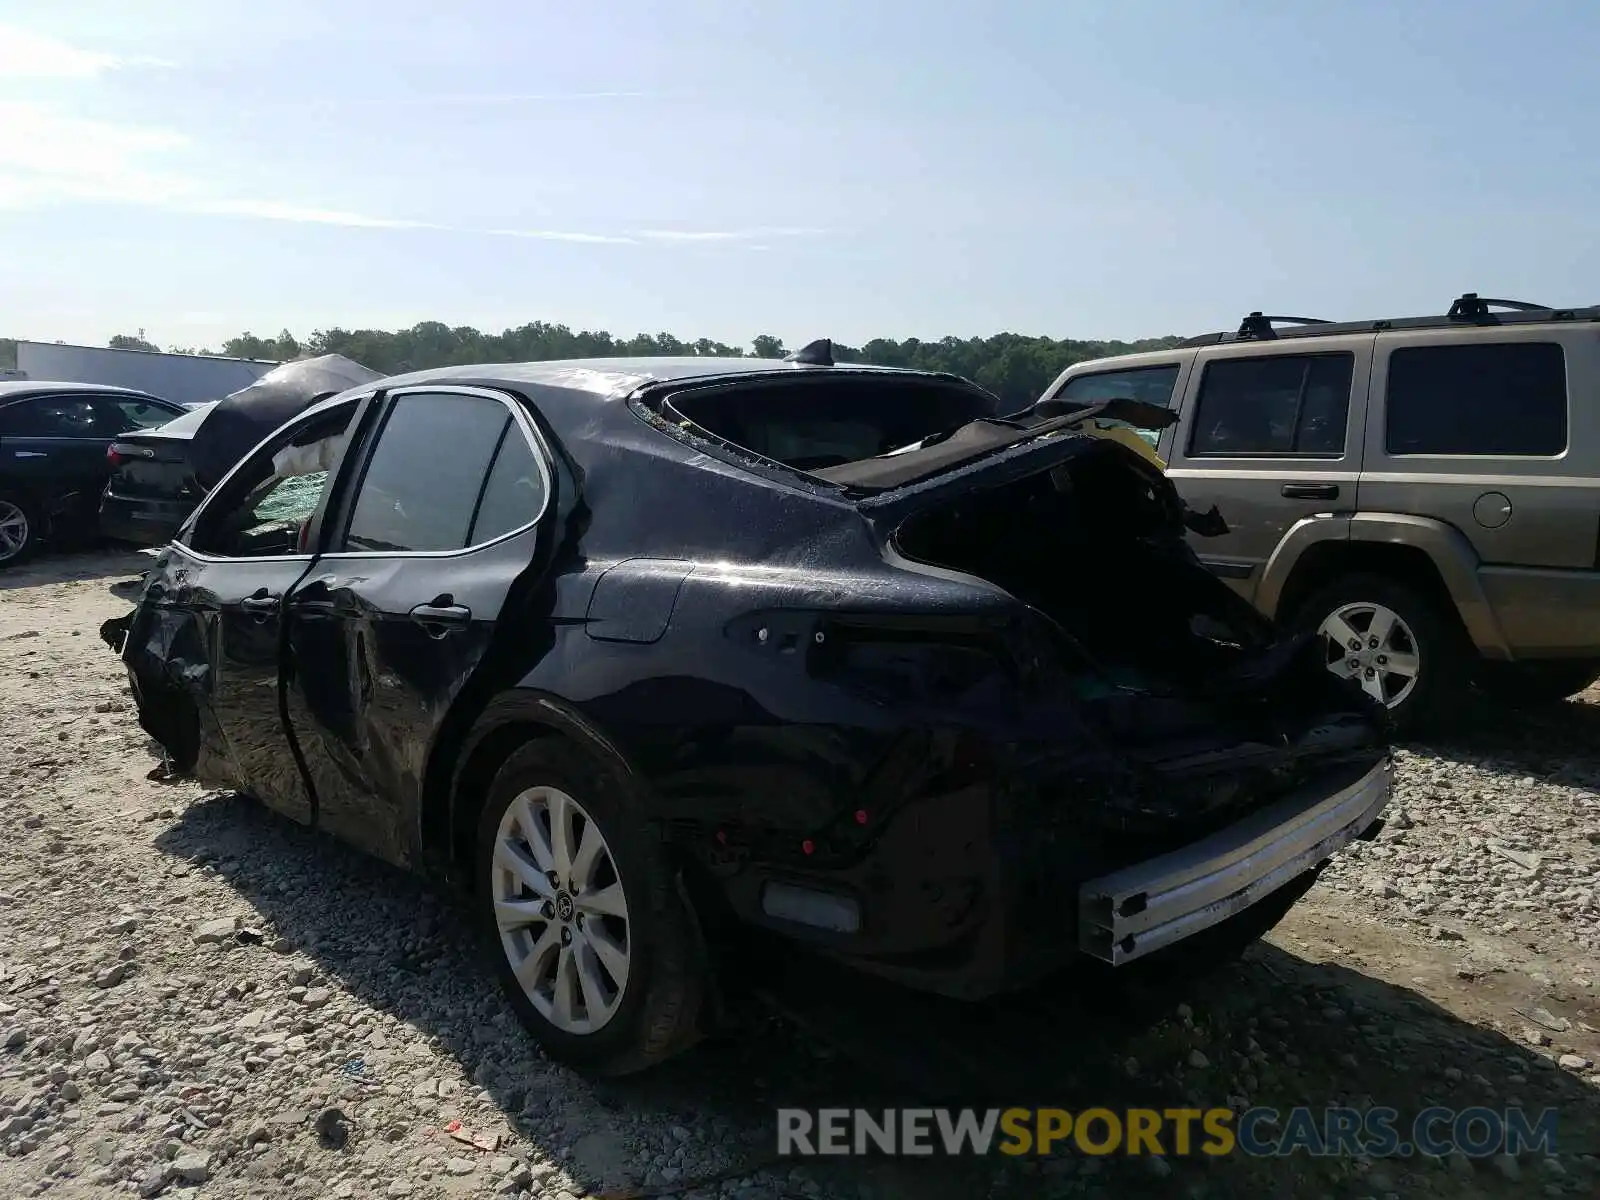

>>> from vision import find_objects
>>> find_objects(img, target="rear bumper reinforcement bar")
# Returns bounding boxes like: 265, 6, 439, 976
1078, 756, 1392, 965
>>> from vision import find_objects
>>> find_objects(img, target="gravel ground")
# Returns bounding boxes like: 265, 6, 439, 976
4, 548, 1600, 1200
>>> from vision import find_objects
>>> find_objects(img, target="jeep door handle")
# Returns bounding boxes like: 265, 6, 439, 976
409, 602, 471, 634
1281, 483, 1339, 500
241, 593, 280, 613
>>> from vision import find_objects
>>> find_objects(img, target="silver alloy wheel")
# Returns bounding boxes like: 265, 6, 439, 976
491, 785, 631, 1035
0, 500, 28, 562
1317, 601, 1421, 708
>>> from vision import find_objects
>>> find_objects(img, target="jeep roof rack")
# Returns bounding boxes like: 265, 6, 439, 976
1234, 312, 1332, 340
1179, 292, 1600, 347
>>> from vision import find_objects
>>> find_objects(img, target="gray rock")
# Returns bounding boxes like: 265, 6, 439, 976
1187, 1049, 1211, 1069
137, 1165, 170, 1197
2, 1028, 24, 1050
498, 1166, 534, 1192
572, 1130, 633, 1184
1492, 1154, 1522, 1181
193, 918, 238, 944
446, 1156, 476, 1175
171, 1153, 210, 1183
1559, 1054, 1593, 1070
95, 962, 130, 988
300, 987, 333, 1010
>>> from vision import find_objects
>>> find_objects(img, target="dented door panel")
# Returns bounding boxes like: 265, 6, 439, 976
123, 546, 314, 820
284, 531, 535, 864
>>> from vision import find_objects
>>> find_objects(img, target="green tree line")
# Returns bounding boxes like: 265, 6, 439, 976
3, 322, 1186, 408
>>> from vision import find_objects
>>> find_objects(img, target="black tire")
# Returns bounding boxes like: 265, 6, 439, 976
1476, 660, 1600, 708
0, 490, 43, 568
1289, 572, 1470, 735
473, 739, 705, 1076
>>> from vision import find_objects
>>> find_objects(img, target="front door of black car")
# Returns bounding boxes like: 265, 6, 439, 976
282, 387, 553, 866
149, 400, 364, 822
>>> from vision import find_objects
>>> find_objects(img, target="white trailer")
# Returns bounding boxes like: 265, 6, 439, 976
14, 341, 279, 407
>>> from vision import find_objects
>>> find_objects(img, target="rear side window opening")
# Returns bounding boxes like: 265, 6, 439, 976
1384, 341, 1568, 457
656, 375, 1005, 475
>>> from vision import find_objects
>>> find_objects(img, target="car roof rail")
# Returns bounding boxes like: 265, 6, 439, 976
1177, 295, 1600, 348
1234, 311, 1332, 340
1446, 292, 1550, 320
784, 338, 834, 366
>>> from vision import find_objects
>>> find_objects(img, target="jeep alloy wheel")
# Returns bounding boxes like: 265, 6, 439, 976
1317, 601, 1421, 708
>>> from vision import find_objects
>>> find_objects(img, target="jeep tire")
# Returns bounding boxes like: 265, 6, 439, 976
1290, 573, 1469, 735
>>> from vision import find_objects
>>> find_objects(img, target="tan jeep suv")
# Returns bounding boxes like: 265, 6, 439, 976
1040, 293, 1600, 732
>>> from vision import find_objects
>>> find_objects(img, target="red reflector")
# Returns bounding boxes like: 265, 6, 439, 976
854, 810, 868, 825
801, 839, 815, 856
106, 446, 121, 464
715, 830, 727, 845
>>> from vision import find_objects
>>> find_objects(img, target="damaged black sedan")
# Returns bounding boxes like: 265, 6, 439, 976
105, 348, 1391, 1076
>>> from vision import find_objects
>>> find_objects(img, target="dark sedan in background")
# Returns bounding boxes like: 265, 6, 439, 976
98, 402, 216, 547
0, 382, 186, 565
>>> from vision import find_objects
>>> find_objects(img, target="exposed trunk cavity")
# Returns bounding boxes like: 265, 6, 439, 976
891, 439, 1387, 836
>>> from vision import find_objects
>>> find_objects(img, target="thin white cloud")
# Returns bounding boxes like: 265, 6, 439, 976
632, 226, 827, 242
414, 90, 656, 104
484, 227, 638, 244
192, 198, 438, 230
0, 25, 172, 78
0, 90, 799, 248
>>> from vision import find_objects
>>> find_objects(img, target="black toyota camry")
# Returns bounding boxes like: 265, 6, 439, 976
104, 347, 1390, 1076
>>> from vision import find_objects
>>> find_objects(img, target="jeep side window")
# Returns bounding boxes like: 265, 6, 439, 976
1385, 342, 1567, 456
1188, 353, 1353, 457
1057, 365, 1182, 408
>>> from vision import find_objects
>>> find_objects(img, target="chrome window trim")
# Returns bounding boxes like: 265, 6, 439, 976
170, 385, 554, 566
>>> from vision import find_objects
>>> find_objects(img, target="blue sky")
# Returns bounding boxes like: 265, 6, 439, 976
2, 0, 1597, 352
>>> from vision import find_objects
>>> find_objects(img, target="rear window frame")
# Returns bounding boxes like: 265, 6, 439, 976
637, 370, 1007, 492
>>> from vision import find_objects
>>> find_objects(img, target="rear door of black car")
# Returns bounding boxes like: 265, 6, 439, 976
282, 386, 554, 866
125, 398, 368, 822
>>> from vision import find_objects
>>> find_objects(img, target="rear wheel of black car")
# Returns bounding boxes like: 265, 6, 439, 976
1476, 659, 1600, 708
1290, 573, 1468, 735
0, 491, 42, 567
474, 740, 705, 1076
